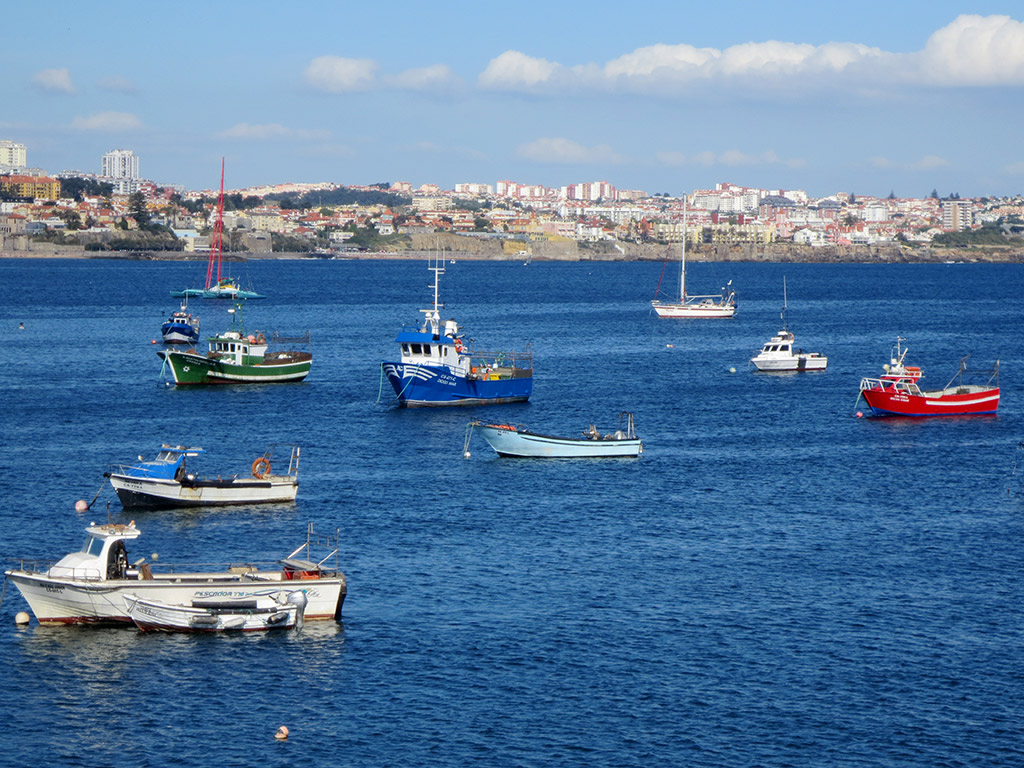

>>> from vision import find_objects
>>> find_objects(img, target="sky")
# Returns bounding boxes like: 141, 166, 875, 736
4, 1, 1024, 199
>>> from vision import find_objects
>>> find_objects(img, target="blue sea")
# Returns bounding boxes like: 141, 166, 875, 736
1, 257, 1022, 767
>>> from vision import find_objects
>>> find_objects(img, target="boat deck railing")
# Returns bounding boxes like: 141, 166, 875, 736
469, 345, 533, 372
860, 377, 923, 396
271, 331, 312, 347
7, 558, 338, 580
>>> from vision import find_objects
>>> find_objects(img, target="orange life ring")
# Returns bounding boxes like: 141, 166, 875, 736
251, 457, 271, 479
454, 339, 463, 352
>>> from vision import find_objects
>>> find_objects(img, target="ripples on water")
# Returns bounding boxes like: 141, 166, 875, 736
1, 259, 1022, 766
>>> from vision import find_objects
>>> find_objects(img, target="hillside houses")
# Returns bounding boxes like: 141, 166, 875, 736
2, 168, 1020, 254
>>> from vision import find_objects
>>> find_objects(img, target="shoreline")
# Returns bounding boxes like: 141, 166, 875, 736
3, 245, 1022, 263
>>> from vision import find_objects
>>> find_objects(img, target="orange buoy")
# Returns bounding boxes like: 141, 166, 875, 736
275, 726, 289, 740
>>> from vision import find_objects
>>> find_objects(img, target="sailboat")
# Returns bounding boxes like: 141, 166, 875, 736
750, 277, 827, 371
171, 159, 264, 300
651, 198, 735, 318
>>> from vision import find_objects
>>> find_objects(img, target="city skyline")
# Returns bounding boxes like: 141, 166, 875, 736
3, 1, 1024, 198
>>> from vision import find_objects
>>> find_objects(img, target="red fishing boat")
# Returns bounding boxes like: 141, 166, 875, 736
858, 337, 999, 417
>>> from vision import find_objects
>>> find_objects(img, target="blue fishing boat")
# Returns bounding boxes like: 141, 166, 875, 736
381, 260, 533, 407
160, 300, 201, 344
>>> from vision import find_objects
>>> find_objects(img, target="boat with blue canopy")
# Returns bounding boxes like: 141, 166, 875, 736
105, 444, 300, 508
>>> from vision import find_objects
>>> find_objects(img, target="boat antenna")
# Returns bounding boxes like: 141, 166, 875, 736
781, 275, 788, 329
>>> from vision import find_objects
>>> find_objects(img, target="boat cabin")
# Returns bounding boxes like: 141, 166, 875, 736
396, 309, 472, 372
49, 522, 144, 582
209, 330, 268, 364
118, 445, 204, 480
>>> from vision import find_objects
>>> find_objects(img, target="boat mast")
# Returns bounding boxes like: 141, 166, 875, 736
205, 158, 225, 290
420, 248, 445, 334
680, 197, 688, 301
782, 275, 788, 328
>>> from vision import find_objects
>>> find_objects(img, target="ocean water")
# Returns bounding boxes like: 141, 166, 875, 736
1, 257, 1022, 767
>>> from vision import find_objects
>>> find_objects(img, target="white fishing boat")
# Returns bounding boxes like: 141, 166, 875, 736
124, 592, 307, 633
750, 278, 827, 372
468, 413, 642, 458
105, 444, 300, 509
4, 521, 345, 626
651, 198, 735, 318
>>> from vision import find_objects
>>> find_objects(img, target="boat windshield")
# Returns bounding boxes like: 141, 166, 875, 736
154, 451, 180, 462
82, 535, 105, 557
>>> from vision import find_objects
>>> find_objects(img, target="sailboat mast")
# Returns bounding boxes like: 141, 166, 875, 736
215, 158, 225, 284
205, 158, 225, 290
680, 197, 688, 301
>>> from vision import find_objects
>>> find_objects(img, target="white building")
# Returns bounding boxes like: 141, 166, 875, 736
102, 149, 139, 180
941, 199, 973, 232
0, 140, 27, 171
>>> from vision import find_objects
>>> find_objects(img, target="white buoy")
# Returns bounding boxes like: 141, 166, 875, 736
463, 451, 471, 459
729, 367, 736, 374
15, 612, 30, 625
275, 726, 289, 740
74, 499, 88, 512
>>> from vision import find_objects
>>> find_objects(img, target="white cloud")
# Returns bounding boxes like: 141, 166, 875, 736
71, 112, 143, 132
478, 15, 1024, 94
220, 123, 291, 139
915, 15, 1024, 85
657, 148, 800, 168
479, 51, 562, 89
386, 65, 460, 91
99, 76, 138, 94
869, 155, 950, 171
219, 123, 330, 141
517, 137, 622, 164
304, 56, 378, 93
910, 155, 950, 171
32, 67, 75, 94
1004, 161, 1024, 175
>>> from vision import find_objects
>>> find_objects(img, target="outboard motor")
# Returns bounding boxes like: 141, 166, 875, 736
286, 591, 308, 629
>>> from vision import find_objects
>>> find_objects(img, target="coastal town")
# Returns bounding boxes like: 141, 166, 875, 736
2, 141, 1023, 261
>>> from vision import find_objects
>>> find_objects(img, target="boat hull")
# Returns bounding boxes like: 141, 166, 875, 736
382, 362, 531, 407
125, 595, 300, 633
170, 288, 265, 300
478, 425, 642, 458
861, 386, 1000, 417
652, 301, 735, 319
158, 349, 311, 384
4, 570, 345, 626
751, 355, 828, 372
161, 324, 200, 345
108, 473, 298, 508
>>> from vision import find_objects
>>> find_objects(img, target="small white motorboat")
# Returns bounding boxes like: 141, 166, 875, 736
750, 278, 827, 372
468, 413, 643, 458
124, 592, 307, 633
4, 521, 345, 625
750, 328, 828, 372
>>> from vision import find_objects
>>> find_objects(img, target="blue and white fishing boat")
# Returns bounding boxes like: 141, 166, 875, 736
381, 259, 533, 407
160, 300, 201, 344
105, 444, 300, 508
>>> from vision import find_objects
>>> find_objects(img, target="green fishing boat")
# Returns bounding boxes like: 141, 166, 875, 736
158, 306, 311, 385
